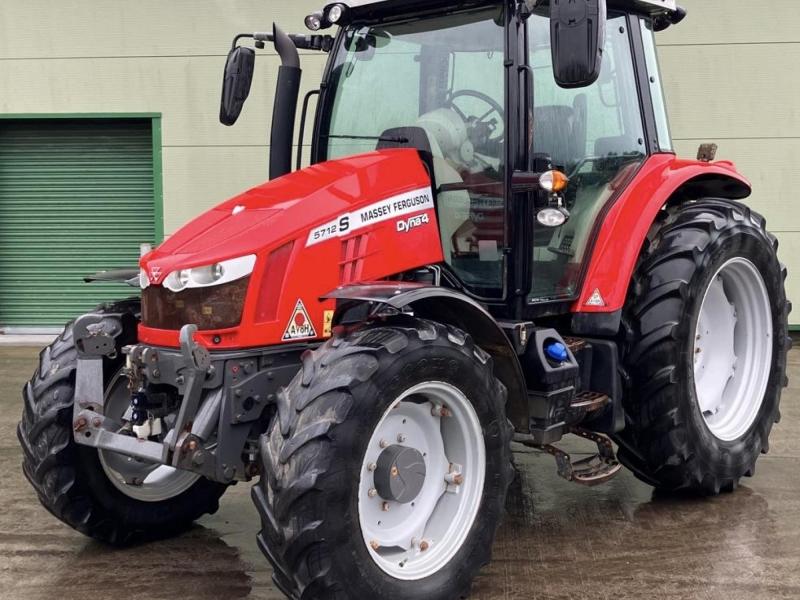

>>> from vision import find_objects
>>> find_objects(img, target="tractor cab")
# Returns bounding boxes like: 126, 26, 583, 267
222, 0, 685, 314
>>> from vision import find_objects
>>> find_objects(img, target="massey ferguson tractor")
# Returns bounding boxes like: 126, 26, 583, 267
18, 0, 790, 598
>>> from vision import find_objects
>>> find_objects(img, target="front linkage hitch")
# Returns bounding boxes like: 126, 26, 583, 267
72, 315, 304, 485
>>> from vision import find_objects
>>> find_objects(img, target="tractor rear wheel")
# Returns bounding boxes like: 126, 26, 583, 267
253, 318, 513, 600
617, 199, 790, 494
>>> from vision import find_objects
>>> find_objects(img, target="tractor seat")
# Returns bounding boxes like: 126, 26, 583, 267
533, 95, 587, 171
533, 105, 578, 170
376, 121, 471, 266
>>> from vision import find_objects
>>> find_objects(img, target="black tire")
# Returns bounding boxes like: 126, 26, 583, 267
617, 199, 790, 494
17, 300, 227, 545
252, 318, 514, 600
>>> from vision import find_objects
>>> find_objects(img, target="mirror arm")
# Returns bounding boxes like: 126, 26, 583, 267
288, 34, 335, 52
233, 31, 333, 53
231, 33, 263, 51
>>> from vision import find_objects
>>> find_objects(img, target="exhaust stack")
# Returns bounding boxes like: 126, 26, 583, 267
270, 24, 301, 180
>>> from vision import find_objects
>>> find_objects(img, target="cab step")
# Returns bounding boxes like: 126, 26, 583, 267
517, 427, 622, 486
569, 391, 609, 413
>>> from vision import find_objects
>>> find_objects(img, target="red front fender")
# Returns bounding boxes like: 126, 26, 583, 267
573, 154, 751, 315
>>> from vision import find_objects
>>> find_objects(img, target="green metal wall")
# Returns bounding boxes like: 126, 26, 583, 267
0, 119, 155, 328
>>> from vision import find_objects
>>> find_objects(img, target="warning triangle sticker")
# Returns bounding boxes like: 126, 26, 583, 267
282, 299, 317, 341
585, 288, 606, 307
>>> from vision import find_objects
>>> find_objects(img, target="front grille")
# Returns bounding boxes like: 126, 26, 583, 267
142, 277, 250, 331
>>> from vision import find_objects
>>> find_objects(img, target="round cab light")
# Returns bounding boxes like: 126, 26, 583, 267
327, 4, 345, 23
537, 207, 569, 228
305, 12, 322, 31
539, 170, 569, 193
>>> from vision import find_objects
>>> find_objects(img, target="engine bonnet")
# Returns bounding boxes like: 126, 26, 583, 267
141, 149, 433, 285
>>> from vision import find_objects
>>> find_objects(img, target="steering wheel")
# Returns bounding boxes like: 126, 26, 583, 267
445, 89, 505, 153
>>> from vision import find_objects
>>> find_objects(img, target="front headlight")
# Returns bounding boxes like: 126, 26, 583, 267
163, 255, 256, 293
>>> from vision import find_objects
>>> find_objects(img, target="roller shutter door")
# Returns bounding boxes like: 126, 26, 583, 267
0, 118, 155, 329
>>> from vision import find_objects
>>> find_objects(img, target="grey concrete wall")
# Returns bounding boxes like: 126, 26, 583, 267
659, 0, 800, 321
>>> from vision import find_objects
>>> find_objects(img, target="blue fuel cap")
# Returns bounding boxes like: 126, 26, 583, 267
545, 341, 568, 363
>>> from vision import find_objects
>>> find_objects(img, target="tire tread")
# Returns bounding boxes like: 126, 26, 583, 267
254, 319, 514, 600
617, 199, 789, 494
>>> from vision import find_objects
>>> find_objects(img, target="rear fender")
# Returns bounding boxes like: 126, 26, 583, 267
572, 154, 751, 334
325, 282, 529, 431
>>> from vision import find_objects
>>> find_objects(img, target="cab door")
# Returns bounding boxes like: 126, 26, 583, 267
525, 11, 649, 304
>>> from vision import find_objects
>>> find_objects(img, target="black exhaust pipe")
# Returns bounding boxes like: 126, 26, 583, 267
270, 24, 301, 180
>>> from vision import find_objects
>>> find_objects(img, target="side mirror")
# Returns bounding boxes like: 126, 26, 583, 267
220, 46, 256, 126
550, 0, 606, 89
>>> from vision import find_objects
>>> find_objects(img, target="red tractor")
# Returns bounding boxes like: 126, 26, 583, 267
18, 1, 790, 599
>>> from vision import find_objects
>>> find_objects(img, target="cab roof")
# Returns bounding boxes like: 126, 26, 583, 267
328, 0, 680, 22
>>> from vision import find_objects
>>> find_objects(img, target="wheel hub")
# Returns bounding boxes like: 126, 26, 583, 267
358, 382, 486, 581
693, 257, 773, 441
374, 445, 427, 504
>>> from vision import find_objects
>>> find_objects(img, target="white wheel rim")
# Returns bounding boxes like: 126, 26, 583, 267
358, 381, 486, 580
98, 372, 200, 502
693, 257, 773, 441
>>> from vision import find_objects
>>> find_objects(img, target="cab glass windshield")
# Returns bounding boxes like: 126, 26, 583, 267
321, 7, 507, 298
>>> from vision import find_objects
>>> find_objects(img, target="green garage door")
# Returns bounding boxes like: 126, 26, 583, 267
0, 118, 155, 329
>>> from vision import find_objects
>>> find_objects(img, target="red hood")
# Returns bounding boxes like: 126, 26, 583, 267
141, 149, 429, 284
137, 147, 444, 349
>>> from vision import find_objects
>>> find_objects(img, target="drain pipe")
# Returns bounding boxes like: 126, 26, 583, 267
269, 24, 301, 180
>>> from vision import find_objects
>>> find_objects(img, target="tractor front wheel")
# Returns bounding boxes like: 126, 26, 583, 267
17, 301, 228, 544
618, 199, 790, 494
253, 318, 513, 600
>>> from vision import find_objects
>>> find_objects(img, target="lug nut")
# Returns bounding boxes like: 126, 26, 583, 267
431, 405, 452, 417
420, 540, 430, 552
379, 439, 389, 449
382, 501, 390, 512
445, 472, 464, 485
368, 462, 377, 472
397, 434, 406, 443
370, 540, 380, 551
368, 488, 378, 498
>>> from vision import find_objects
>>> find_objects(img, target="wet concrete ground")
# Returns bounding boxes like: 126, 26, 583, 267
1, 345, 798, 600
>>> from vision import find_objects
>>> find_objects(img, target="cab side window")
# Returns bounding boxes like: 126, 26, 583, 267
528, 14, 646, 301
